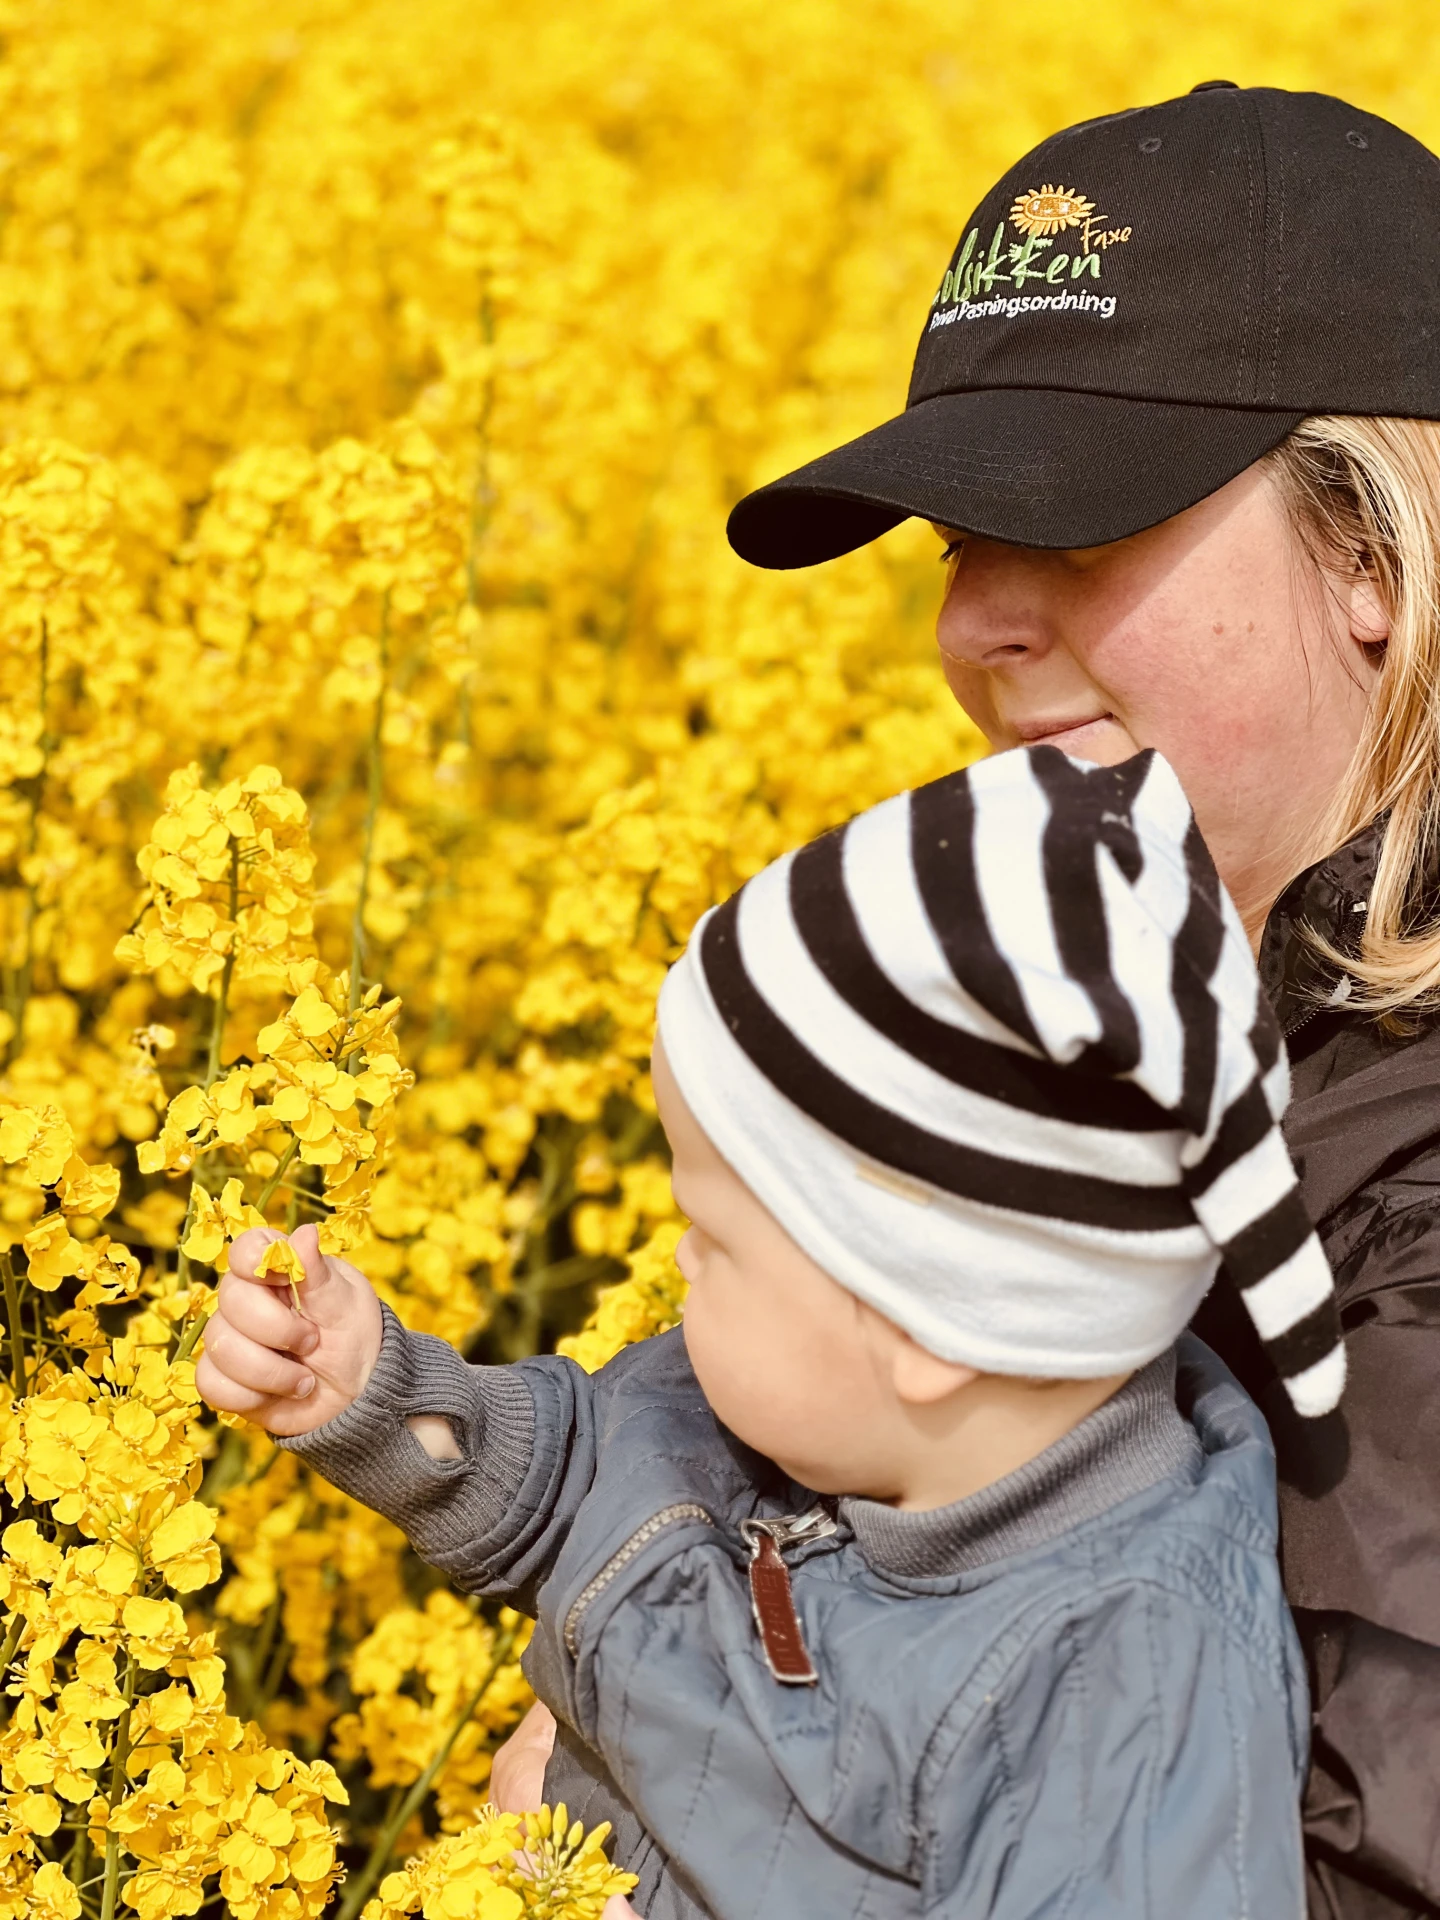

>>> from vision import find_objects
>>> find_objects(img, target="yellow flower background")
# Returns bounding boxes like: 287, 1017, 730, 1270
0, 1, 1430, 1913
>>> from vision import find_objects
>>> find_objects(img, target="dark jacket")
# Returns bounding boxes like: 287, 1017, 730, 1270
1192, 820, 1440, 1920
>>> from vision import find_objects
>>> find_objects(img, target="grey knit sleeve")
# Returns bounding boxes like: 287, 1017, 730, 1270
278, 1303, 537, 1563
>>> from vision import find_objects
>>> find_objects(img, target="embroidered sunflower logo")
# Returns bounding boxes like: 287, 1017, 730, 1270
1009, 185, 1097, 237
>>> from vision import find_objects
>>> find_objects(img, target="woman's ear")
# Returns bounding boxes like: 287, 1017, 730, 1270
1348, 557, 1390, 653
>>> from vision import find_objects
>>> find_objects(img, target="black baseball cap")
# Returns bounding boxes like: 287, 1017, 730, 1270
728, 84, 1440, 568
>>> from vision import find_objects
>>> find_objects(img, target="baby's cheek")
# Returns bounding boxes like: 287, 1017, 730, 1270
676, 1283, 726, 1399
682, 1292, 782, 1449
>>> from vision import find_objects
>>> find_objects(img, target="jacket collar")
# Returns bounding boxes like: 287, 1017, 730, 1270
1258, 816, 1385, 1036
841, 1348, 1199, 1579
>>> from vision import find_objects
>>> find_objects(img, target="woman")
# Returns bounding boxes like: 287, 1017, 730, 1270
505, 83, 1440, 1918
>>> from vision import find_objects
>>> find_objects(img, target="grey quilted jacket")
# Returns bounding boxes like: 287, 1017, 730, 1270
288, 1321, 1308, 1918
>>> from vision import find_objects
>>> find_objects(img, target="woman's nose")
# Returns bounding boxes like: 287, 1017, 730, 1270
935, 544, 1057, 672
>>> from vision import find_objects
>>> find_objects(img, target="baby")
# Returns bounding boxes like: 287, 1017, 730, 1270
198, 746, 1344, 1919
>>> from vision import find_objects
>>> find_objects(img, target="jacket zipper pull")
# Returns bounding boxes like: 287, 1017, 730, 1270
739, 1508, 835, 1687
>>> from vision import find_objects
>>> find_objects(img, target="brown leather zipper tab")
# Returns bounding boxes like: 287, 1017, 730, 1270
746, 1529, 819, 1685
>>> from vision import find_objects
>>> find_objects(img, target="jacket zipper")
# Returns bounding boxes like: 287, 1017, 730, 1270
563, 1502, 714, 1657
739, 1505, 837, 1687
1285, 972, 1353, 1042
738, 1504, 838, 1554
1282, 900, 1367, 1042
560, 1502, 836, 1668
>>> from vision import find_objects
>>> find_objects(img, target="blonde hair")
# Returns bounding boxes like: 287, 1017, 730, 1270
1264, 415, 1440, 1014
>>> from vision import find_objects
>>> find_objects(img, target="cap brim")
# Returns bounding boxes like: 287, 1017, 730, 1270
726, 389, 1306, 568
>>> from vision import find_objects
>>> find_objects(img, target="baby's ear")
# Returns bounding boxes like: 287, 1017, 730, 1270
889, 1332, 979, 1407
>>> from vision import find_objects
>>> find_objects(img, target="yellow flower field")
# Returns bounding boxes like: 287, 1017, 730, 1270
0, 1, 1433, 1912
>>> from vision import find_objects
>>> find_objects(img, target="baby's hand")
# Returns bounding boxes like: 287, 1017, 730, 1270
195, 1221, 383, 1437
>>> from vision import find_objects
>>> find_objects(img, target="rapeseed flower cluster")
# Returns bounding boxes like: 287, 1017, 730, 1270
0, 0, 1430, 1910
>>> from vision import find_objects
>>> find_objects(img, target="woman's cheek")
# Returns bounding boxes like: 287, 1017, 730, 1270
936, 655, 1002, 743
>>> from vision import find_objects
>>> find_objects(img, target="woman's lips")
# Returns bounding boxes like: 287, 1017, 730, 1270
1013, 713, 1116, 750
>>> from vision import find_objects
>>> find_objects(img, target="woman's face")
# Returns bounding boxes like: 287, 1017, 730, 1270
934, 461, 1385, 939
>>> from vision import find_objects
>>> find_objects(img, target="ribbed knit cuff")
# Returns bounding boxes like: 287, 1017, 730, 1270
279, 1303, 536, 1561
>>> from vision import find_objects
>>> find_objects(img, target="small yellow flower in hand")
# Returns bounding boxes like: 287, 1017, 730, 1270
255, 1236, 306, 1314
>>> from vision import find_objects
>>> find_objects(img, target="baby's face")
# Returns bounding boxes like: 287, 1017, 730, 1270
651, 1039, 905, 1499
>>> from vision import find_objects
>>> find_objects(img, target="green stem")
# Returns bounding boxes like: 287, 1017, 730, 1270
0, 1608, 24, 1674
99, 1656, 137, 1920
452, 281, 499, 772
171, 1188, 203, 1302
245, 1589, 283, 1712
1, 1250, 26, 1400
463, 282, 498, 614
0, 1607, 26, 1726
336, 1621, 518, 1920
171, 1306, 210, 1367
204, 842, 241, 1091
254, 1137, 301, 1213
175, 841, 242, 1296
522, 1127, 577, 1273
1, 619, 49, 1073
518, 1252, 617, 1299
256, 1627, 291, 1711
65, 1801, 90, 1897
349, 600, 389, 1017
197, 1424, 254, 1506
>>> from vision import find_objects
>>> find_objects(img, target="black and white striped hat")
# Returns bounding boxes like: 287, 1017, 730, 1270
658, 745, 1345, 1417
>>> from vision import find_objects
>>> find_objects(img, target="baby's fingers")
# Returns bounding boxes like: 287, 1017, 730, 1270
193, 1350, 277, 1417
228, 1225, 292, 1284
199, 1318, 315, 1404
215, 1269, 316, 1356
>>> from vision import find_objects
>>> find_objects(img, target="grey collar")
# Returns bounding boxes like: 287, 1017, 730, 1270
842, 1347, 1201, 1580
